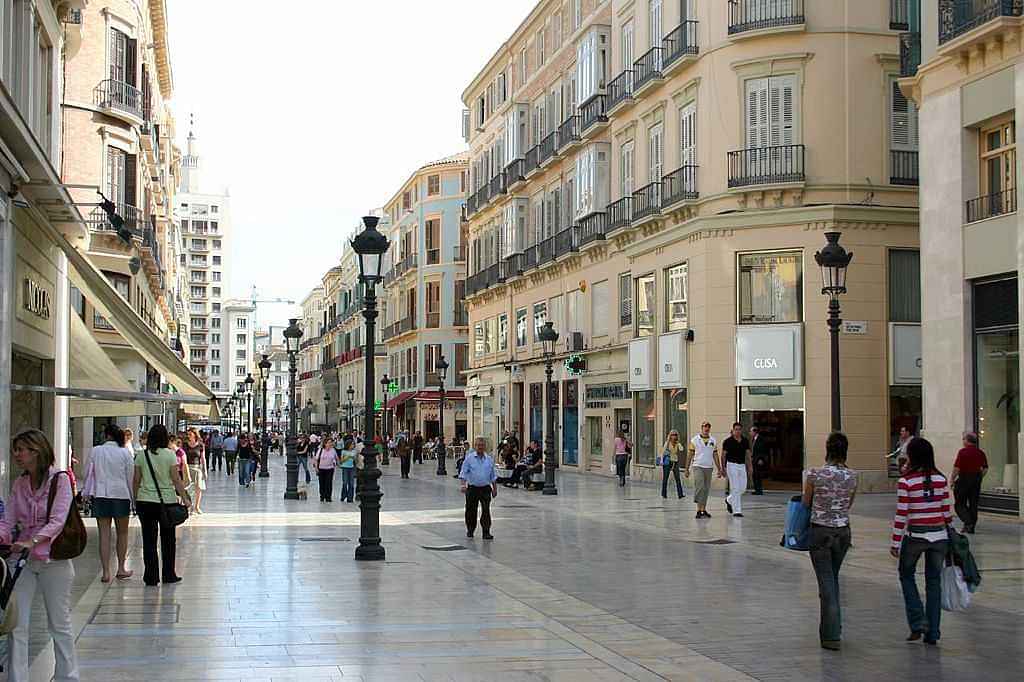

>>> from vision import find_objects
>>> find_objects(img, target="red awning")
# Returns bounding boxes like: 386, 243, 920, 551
386, 391, 416, 410
413, 390, 465, 401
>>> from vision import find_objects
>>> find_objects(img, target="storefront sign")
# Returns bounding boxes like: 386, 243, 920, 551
585, 382, 629, 401
735, 324, 803, 386
22, 278, 51, 320
586, 401, 609, 409
629, 337, 654, 391
657, 332, 687, 388
890, 323, 922, 385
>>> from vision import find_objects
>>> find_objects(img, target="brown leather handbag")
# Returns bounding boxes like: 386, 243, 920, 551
46, 471, 88, 560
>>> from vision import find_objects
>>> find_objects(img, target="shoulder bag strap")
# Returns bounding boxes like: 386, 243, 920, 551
142, 449, 168, 506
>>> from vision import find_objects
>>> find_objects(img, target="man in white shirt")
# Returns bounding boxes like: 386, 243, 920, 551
686, 421, 723, 519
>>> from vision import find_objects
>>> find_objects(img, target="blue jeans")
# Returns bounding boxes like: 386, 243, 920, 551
341, 467, 355, 501
238, 458, 252, 485
899, 537, 948, 641
298, 456, 311, 483
809, 525, 852, 642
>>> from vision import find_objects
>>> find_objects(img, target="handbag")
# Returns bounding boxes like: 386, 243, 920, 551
941, 562, 971, 611
142, 448, 189, 527
780, 495, 812, 551
45, 471, 87, 560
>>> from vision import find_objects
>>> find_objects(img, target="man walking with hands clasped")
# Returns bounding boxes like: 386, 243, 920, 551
460, 437, 498, 540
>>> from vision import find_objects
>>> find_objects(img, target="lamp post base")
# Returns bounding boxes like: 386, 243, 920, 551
354, 544, 386, 561
542, 485, 558, 495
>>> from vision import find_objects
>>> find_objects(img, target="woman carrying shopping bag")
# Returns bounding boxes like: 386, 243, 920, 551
315, 436, 339, 502
660, 430, 686, 499
613, 430, 631, 487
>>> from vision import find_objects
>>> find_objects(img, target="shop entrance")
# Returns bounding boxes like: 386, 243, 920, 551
739, 386, 804, 487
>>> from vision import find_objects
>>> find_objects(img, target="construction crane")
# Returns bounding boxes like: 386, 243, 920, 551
249, 285, 296, 335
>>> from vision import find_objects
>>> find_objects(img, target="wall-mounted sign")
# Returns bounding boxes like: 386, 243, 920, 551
657, 331, 687, 388
585, 382, 629, 401
842, 321, 868, 335
22, 278, 51, 320
564, 353, 587, 376
890, 323, 922, 385
735, 324, 804, 386
629, 337, 654, 391
387, 380, 399, 393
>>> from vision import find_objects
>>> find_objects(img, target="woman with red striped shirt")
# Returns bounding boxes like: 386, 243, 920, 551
890, 437, 953, 645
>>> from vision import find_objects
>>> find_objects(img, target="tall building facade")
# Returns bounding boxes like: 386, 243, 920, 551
298, 285, 325, 429
381, 155, 470, 440
463, 0, 919, 489
904, 0, 1022, 516
177, 123, 237, 401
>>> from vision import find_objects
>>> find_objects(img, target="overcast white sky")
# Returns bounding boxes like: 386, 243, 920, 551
167, 0, 535, 328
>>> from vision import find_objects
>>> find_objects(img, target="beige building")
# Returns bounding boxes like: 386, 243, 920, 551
901, 0, 1022, 516
463, 0, 920, 490
298, 285, 325, 429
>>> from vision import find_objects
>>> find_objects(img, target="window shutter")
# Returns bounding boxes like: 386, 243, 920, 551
126, 38, 138, 86
745, 78, 769, 149
621, 141, 634, 196
649, 0, 663, 47
890, 79, 918, 151
649, 123, 663, 181
125, 153, 137, 208
769, 75, 797, 146
680, 102, 697, 166
109, 29, 126, 82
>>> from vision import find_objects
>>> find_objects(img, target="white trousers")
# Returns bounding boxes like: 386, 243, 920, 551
6, 558, 79, 682
726, 462, 748, 515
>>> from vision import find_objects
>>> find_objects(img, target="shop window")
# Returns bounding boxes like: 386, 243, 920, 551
635, 274, 655, 337
588, 416, 603, 457
665, 263, 688, 331
633, 390, 656, 465
889, 249, 921, 323
665, 389, 688, 442
533, 302, 547, 340
619, 273, 632, 328
738, 251, 802, 324
516, 307, 528, 347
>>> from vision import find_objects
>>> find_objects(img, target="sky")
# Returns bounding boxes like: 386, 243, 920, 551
166, 0, 536, 329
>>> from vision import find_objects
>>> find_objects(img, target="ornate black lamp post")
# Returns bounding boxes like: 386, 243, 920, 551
275, 408, 282, 433
351, 215, 390, 561
346, 385, 355, 433
305, 398, 314, 432
324, 393, 331, 434
244, 373, 255, 434
379, 374, 391, 465
814, 232, 854, 432
539, 321, 559, 496
258, 354, 272, 477
436, 355, 449, 476
282, 318, 303, 499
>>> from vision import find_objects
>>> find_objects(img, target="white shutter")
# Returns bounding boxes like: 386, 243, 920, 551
890, 79, 918, 151
622, 20, 634, 70
680, 102, 697, 166
650, 0, 663, 47
745, 77, 769, 150
621, 141, 635, 196
682, 0, 696, 21
649, 123, 664, 182
769, 74, 797, 147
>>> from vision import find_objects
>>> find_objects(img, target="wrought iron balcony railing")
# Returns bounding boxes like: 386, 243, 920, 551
607, 196, 633, 232
524, 145, 540, 175
506, 158, 526, 185
633, 47, 664, 91
966, 187, 1017, 223
632, 182, 662, 221
489, 172, 507, 199
890, 150, 919, 186
539, 131, 558, 164
662, 21, 699, 68
727, 144, 806, 188
728, 0, 805, 35
579, 95, 608, 132
523, 244, 539, 270
577, 212, 607, 246
663, 165, 699, 205
554, 227, 577, 258
537, 236, 555, 265
556, 115, 580, 151
93, 79, 145, 119
607, 70, 634, 110
939, 0, 1023, 44
900, 31, 921, 77
88, 201, 142, 235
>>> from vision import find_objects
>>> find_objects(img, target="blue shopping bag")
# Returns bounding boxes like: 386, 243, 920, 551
780, 495, 811, 551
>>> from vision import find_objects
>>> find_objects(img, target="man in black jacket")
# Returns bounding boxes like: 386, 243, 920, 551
750, 426, 770, 495
412, 432, 424, 464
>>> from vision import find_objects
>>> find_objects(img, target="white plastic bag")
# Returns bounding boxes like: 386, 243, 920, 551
941, 564, 971, 612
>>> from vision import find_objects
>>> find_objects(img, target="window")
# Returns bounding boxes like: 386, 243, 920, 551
191, 286, 205, 298
235, 366, 245, 376
236, 333, 246, 344
516, 307, 528, 346
533, 302, 548, 340
427, 174, 440, 195
665, 263, 688, 331
192, 239, 206, 250
745, 75, 798, 150
105, 146, 135, 206
212, 271, 221, 282
621, 20, 634, 73
537, 28, 545, 66
635, 274, 655, 336
573, 0, 582, 30
70, 286, 85, 321
680, 101, 697, 167
619, 273, 633, 327
107, 27, 136, 86
485, 317, 496, 354
426, 281, 440, 328
520, 46, 528, 85
236, 349, 246, 360
425, 343, 442, 375
621, 140, 635, 197
549, 295, 563, 334
213, 239, 222, 249
566, 290, 581, 335
648, 122, 664, 183
498, 313, 509, 351
738, 251, 803, 324
211, 349, 220, 360
211, 333, 220, 344
889, 250, 921, 323
236, 318, 247, 329
212, 287, 221, 297
474, 322, 485, 356
454, 343, 469, 386
402, 191, 411, 211
890, 77, 919, 157
211, 318, 221, 329
649, 0, 663, 50
425, 219, 440, 264
592, 280, 609, 337
213, 256, 221, 265
980, 118, 1016, 208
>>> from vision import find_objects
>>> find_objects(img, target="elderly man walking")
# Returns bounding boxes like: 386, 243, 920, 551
459, 437, 498, 540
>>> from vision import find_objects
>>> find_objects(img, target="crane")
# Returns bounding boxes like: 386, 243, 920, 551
249, 285, 296, 335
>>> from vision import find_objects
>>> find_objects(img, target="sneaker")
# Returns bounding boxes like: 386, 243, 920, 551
703, 511, 712, 518
482, 533, 494, 540
695, 512, 703, 519
734, 513, 744, 518
466, 531, 474, 538
726, 501, 733, 514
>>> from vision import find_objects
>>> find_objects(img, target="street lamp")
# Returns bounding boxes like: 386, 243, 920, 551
346, 385, 355, 433
258, 354, 272, 478
305, 398, 314, 432
814, 231, 854, 432
324, 393, 331, 435
232, 390, 239, 432
539, 321, 559, 496
244, 373, 255, 434
282, 318, 303, 499
436, 355, 449, 476
351, 214, 389, 561
379, 373, 391, 465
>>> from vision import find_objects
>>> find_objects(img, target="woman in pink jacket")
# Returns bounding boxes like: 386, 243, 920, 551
0, 429, 80, 681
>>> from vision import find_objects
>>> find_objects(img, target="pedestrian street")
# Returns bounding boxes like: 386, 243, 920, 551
34, 457, 1024, 682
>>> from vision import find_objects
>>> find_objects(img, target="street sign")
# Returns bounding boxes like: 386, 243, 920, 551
374, 399, 383, 410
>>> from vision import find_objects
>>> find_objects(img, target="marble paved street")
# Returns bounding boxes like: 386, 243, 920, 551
38, 455, 1024, 681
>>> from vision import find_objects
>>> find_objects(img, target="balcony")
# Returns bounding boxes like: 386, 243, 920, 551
633, 48, 664, 96
452, 244, 467, 262
556, 115, 581, 152
537, 235, 555, 265
890, 150, 919, 186
606, 70, 635, 114
466, 270, 486, 296
523, 244, 539, 270
87, 201, 142, 237
939, 0, 1023, 45
539, 131, 558, 166
966, 188, 1017, 223
524, 145, 540, 177
632, 182, 663, 223
662, 21, 700, 75
465, 192, 479, 218
476, 183, 491, 207
141, 221, 164, 289
489, 172, 507, 200
554, 226, 577, 258
487, 261, 506, 285
506, 158, 526, 187
607, 197, 633, 232
577, 212, 608, 246
663, 165, 699, 207
505, 253, 523, 278
384, 252, 418, 287
899, 31, 921, 77
890, 0, 911, 29
727, 145, 805, 188
728, 0, 805, 36
93, 79, 146, 121
579, 95, 608, 135
454, 304, 469, 326
426, 311, 440, 328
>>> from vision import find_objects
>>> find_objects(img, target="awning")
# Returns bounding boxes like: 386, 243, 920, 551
413, 390, 466, 401
386, 391, 415, 410
57, 232, 214, 406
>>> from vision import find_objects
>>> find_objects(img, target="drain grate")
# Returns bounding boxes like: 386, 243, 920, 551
499, 504, 533, 509
91, 603, 180, 625
691, 539, 737, 545
421, 545, 468, 551
298, 537, 351, 542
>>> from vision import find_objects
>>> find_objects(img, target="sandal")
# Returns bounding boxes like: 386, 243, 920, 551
100, 576, 112, 583
116, 570, 134, 580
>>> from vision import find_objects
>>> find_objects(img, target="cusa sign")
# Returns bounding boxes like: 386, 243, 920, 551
753, 358, 778, 369
735, 324, 803, 386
